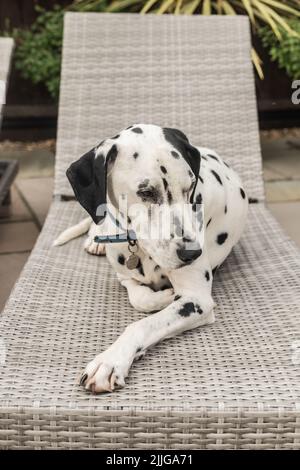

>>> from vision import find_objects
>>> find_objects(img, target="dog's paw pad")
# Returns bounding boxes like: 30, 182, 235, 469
84, 239, 106, 256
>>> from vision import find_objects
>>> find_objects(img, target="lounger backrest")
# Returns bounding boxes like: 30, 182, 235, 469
0, 38, 14, 128
55, 13, 264, 200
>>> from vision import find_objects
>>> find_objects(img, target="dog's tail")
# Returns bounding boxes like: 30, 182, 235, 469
53, 217, 91, 246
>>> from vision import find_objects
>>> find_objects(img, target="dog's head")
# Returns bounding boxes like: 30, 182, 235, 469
67, 124, 203, 270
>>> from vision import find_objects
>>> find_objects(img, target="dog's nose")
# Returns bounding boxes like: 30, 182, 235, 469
177, 246, 202, 264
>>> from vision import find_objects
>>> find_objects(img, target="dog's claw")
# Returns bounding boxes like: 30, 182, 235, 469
79, 373, 88, 386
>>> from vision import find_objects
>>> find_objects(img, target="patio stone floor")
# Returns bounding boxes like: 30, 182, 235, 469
0, 133, 299, 310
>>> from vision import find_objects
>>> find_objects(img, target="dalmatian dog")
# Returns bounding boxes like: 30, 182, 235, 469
54, 124, 248, 394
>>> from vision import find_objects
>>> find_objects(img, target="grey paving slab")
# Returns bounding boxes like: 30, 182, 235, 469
268, 201, 300, 248
15, 177, 54, 226
0, 148, 55, 178
0, 221, 39, 254
0, 185, 32, 223
261, 137, 300, 180
265, 180, 300, 203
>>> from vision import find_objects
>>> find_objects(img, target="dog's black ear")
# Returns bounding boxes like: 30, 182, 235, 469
66, 144, 118, 224
163, 127, 200, 202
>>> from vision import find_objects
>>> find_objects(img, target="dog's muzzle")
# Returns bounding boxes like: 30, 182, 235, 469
176, 245, 202, 265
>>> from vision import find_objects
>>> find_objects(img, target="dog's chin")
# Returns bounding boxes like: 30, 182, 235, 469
149, 254, 183, 272
175, 260, 194, 269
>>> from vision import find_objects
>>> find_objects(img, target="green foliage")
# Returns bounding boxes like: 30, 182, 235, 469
12, 5, 64, 100
9, 2, 111, 100
259, 19, 300, 80
4, 1, 300, 101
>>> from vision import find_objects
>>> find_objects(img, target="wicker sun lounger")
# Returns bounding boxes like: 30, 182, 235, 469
0, 14, 300, 449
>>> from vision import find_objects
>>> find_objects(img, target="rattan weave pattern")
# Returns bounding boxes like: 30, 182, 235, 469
0, 202, 300, 448
55, 13, 264, 201
1, 14, 300, 449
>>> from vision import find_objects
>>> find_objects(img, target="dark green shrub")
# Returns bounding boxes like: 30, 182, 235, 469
5, 1, 300, 101
259, 19, 300, 80
13, 5, 64, 100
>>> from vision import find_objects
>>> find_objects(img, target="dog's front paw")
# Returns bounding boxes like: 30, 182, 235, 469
84, 237, 106, 256
79, 351, 128, 394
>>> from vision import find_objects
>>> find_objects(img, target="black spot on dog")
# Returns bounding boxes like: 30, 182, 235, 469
224, 161, 230, 168
138, 179, 149, 189
195, 304, 203, 314
207, 154, 219, 162
171, 150, 180, 159
137, 184, 163, 204
217, 232, 228, 245
174, 295, 181, 301
205, 271, 210, 281
131, 127, 143, 134
126, 125, 133, 130
167, 190, 173, 203
160, 165, 167, 174
118, 254, 125, 265
127, 216, 131, 224
136, 347, 142, 353
240, 188, 246, 199
199, 176, 204, 184
224, 205, 227, 214
178, 302, 195, 317
195, 193, 202, 204
249, 197, 258, 204
136, 259, 144, 276
162, 178, 168, 190
211, 169, 223, 185
154, 265, 160, 272
206, 218, 212, 227
107, 144, 118, 164
133, 152, 139, 159
111, 134, 119, 139
202, 156, 208, 161
195, 304, 203, 315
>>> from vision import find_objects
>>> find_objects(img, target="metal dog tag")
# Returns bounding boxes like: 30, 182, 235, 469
126, 254, 140, 270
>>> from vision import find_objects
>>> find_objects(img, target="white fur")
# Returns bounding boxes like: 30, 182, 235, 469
55, 124, 248, 393
53, 217, 91, 246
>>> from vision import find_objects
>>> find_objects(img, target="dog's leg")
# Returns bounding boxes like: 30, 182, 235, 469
121, 278, 175, 313
80, 256, 215, 393
53, 217, 91, 246
84, 222, 106, 256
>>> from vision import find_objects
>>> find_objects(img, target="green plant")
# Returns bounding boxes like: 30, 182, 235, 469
12, 5, 64, 100
259, 19, 300, 79
5, 0, 300, 101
